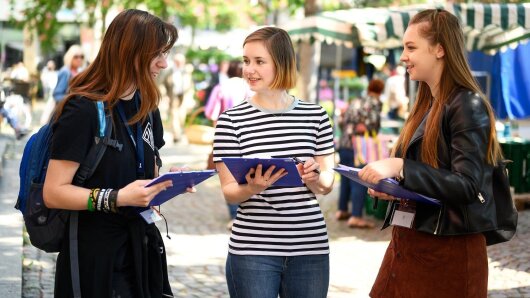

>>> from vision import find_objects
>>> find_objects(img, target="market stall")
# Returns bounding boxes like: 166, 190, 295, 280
285, 3, 530, 194
285, 3, 530, 118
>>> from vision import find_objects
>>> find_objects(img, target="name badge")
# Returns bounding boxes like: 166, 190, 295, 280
140, 207, 163, 224
391, 209, 415, 228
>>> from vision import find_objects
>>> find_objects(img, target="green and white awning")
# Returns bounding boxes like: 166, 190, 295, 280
285, 3, 530, 53
284, 14, 358, 48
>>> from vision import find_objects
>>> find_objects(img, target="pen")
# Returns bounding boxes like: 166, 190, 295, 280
292, 157, 321, 174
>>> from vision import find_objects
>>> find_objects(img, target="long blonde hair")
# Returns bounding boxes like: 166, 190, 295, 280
394, 9, 502, 167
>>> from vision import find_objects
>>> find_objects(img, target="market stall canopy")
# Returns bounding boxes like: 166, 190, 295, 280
285, 3, 530, 53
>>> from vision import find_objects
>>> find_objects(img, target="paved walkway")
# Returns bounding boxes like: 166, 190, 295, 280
0, 134, 23, 297
0, 133, 526, 297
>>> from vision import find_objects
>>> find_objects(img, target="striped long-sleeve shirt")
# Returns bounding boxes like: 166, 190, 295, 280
213, 98, 334, 256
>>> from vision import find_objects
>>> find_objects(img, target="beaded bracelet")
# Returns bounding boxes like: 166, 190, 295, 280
87, 188, 99, 212
87, 188, 120, 213
87, 196, 95, 212
96, 188, 105, 211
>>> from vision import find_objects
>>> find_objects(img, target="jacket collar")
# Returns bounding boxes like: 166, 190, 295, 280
408, 110, 431, 148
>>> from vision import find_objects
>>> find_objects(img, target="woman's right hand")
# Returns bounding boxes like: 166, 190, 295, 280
116, 179, 173, 207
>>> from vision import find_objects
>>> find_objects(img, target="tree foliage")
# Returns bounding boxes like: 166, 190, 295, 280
11, 0, 247, 53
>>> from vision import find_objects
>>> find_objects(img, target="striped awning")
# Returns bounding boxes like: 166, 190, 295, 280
285, 3, 530, 53
284, 14, 359, 48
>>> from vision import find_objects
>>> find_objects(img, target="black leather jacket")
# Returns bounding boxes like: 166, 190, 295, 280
382, 88, 497, 236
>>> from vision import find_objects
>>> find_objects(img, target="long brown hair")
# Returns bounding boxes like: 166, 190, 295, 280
55, 9, 178, 124
394, 9, 502, 167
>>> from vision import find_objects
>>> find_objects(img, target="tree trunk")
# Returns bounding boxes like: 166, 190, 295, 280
297, 0, 320, 103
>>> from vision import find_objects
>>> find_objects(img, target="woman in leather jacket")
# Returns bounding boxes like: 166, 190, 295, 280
358, 9, 503, 298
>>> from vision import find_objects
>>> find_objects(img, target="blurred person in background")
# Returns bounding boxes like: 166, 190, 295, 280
2, 61, 31, 139
205, 59, 252, 228
336, 79, 384, 228
9, 61, 30, 82
41, 60, 58, 100
52, 45, 85, 105
382, 65, 408, 121
40, 60, 58, 124
165, 53, 194, 143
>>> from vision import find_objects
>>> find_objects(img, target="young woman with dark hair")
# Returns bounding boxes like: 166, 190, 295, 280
43, 9, 181, 297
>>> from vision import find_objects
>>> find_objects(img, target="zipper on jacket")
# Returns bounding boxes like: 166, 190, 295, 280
434, 207, 443, 235
477, 192, 485, 203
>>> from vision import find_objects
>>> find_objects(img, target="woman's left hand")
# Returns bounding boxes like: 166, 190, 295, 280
358, 158, 403, 185
297, 158, 320, 183
368, 188, 397, 201
169, 165, 197, 193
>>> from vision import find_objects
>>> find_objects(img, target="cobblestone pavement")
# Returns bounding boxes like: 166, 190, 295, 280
11, 137, 530, 297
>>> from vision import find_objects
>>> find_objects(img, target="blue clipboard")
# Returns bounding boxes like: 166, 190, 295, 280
221, 157, 303, 187
333, 164, 441, 206
145, 170, 217, 206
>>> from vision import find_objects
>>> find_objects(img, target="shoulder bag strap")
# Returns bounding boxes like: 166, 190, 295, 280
70, 101, 120, 298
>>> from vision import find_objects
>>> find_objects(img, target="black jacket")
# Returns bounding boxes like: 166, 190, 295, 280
382, 88, 497, 236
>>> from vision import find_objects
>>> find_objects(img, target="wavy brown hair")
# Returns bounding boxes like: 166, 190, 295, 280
394, 9, 502, 167
55, 9, 178, 124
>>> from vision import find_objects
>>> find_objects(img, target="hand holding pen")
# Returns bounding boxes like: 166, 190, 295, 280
293, 157, 321, 182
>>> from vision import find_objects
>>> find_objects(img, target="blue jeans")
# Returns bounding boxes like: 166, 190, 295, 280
0, 107, 19, 130
338, 148, 368, 217
226, 253, 329, 298
227, 203, 239, 219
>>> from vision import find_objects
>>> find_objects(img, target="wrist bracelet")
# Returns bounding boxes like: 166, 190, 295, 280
109, 190, 118, 213
87, 195, 95, 212
87, 189, 98, 212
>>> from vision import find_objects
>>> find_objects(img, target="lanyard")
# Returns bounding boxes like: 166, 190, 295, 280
116, 93, 145, 178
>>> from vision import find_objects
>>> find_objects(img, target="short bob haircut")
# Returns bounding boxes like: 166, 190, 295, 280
243, 27, 297, 90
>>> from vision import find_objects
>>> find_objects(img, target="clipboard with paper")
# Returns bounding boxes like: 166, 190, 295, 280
145, 170, 217, 206
221, 157, 304, 187
333, 164, 441, 206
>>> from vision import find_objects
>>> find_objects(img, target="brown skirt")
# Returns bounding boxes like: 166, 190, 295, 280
370, 227, 488, 298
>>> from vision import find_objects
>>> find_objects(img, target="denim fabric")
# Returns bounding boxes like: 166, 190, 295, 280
226, 253, 329, 298
338, 148, 368, 217
52, 67, 71, 102
227, 203, 239, 219
0, 108, 18, 129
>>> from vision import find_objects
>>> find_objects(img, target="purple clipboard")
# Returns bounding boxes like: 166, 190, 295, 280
145, 170, 217, 206
222, 157, 303, 187
333, 164, 441, 206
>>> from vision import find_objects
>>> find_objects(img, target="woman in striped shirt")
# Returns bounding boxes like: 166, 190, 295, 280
213, 27, 335, 298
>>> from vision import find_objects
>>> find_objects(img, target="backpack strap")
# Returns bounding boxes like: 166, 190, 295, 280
70, 101, 121, 298
69, 211, 81, 298
74, 102, 120, 185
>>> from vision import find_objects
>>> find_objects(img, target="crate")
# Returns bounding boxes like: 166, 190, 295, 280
364, 195, 389, 220
500, 139, 530, 193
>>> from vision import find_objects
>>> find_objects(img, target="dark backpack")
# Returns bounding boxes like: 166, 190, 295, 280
15, 101, 120, 252
483, 160, 518, 246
